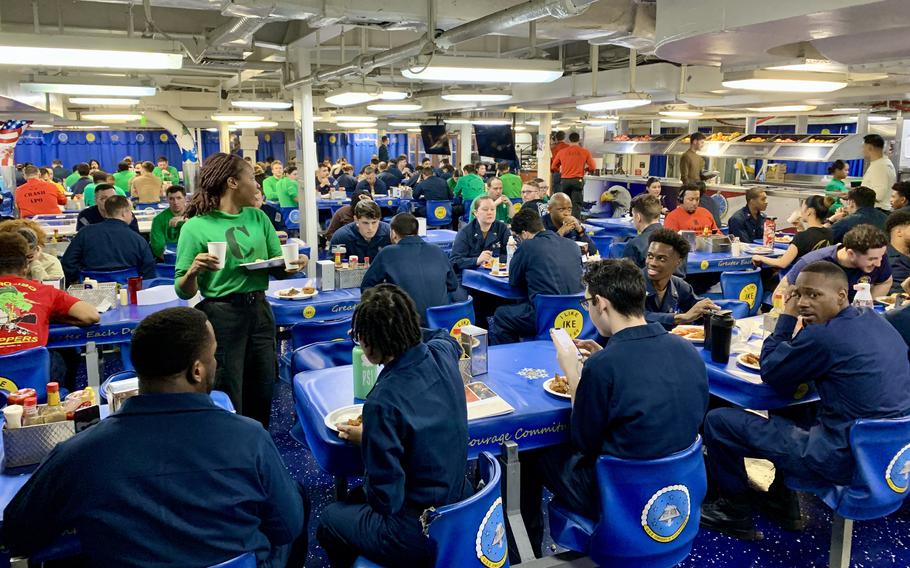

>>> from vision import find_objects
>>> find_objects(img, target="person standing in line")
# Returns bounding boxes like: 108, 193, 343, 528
377, 135, 390, 163
549, 130, 569, 192
860, 134, 897, 210
679, 132, 717, 185
551, 132, 595, 218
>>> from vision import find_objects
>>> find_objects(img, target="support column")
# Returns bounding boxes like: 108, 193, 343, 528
459, 123, 472, 168
795, 114, 809, 134
745, 117, 757, 135
240, 128, 259, 162
539, 114, 552, 187
687, 119, 699, 134
857, 109, 870, 136
218, 124, 231, 154
650, 119, 661, 136
290, 44, 319, 251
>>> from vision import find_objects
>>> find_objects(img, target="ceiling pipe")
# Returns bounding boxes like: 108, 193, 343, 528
284, 0, 598, 90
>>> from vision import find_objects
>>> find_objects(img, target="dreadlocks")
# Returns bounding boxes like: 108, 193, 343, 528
352, 284, 422, 362
186, 153, 249, 217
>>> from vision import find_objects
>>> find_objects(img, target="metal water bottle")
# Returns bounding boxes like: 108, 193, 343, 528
352, 345, 378, 400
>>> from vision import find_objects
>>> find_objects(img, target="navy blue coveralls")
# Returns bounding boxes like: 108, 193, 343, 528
541, 214, 598, 254
316, 330, 470, 568
643, 272, 700, 330
490, 230, 583, 344
726, 206, 766, 244
329, 221, 392, 261
449, 219, 511, 279
704, 308, 910, 497
412, 176, 453, 218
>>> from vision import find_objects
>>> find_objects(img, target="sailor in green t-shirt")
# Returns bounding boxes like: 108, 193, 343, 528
83, 172, 123, 207
150, 185, 187, 259
112, 161, 136, 193
497, 162, 523, 199
64, 167, 82, 189
261, 161, 284, 201
152, 156, 180, 184
454, 164, 486, 202
468, 177, 515, 223
175, 153, 307, 427
276, 166, 300, 207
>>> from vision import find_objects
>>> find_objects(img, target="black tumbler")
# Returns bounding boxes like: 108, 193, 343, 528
702, 309, 715, 353
710, 310, 735, 363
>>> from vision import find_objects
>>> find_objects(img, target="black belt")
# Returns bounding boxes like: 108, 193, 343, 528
203, 290, 265, 307
562, 177, 583, 181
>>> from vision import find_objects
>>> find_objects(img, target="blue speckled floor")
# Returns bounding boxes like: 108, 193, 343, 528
93, 350, 910, 568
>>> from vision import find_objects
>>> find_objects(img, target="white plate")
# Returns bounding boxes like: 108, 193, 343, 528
489, 271, 509, 278
275, 288, 318, 301
742, 245, 773, 255
543, 378, 571, 399
240, 258, 284, 270
736, 352, 761, 372
323, 404, 364, 432
669, 325, 705, 343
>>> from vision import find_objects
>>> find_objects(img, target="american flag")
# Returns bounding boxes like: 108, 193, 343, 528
0, 119, 32, 167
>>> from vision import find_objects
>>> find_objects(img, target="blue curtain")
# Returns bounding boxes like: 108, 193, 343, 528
199, 131, 286, 163
15, 130, 183, 172
315, 132, 408, 172
649, 155, 667, 177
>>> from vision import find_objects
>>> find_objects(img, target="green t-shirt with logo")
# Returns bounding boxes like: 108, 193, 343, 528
454, 174, 486, 201
83, 183, 126, 206
499, 173, 522, 199
174, 207, 281, 299
113, 170, 135, 193
262, 176, 282, 201
277, 177, 299, 207
153, 165, 180, 184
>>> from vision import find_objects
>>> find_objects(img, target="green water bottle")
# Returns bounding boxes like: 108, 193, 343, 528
352, 345, 378, 399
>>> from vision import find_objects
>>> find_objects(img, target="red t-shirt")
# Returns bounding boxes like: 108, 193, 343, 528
16, 179, 65, 217
664, 207, 719, 233
0, 276, 80, 355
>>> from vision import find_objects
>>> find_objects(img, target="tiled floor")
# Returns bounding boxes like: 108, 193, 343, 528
94, 352, 910, 568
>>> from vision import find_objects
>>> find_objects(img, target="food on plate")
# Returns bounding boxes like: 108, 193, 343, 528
741, 353, 760, 367
671, 327, 705, 340
550, 374, 570, 395
775, 236, 793, 243
346, 415, 363, 427
877, 293, 909, 306
482, 260, 493, 269
302, 286, 316, 295
278, 287, 302, 298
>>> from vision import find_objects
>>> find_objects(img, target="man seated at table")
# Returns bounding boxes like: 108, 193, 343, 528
325, 190, 372, 241
483, 176, 515, 224
518, 259, 708, 558
412, 166, 453, 218
828, 186, 887, 243
315, 164, 335, 194
623, 194, 664, 268
63, 195, 157, 284
450, 196, 512, 281
84, 170, 123, 207
355, 166, 388, 196
543, 192, 597, 254
664, 183, 719, 234
68, 162, 92, 196
150, 185, 187, 260
498, 162, 522, 199
16, 165, 66, 218
643, 229, 717, 329
152, 155, 180, 184
130, 161, 165, 205
112, 160, 135, 194
727, 187, 767, 243
335, 164, 358, 196
262, 160, 284, 201
76, 184, 140, 233
891, 181, 910, 214
490, 207, 583, 344
701, 261, 910, 539
454, 163, 486, 205
278, 166, 301, 206
774, 224, 892, 303
520, 181, 549, 218
318, 284, 469, 568
4, 307, 308, 566
329, 200, 391, 261
361, 213, 465, 325
886, 210, 910, 295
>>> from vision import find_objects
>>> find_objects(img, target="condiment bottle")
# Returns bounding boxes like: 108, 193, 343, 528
3, 405, 23, 429
22, 396, 41, 426
852, 283, 874, 309
364, 257, 370, 267
334, 250, 342, 268
506, 236, 517, 271
47, 382, 61, 406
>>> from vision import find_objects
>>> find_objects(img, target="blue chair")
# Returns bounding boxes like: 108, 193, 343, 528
713, 299, 750, 320
82, 267, 139, 285
532, 293, 596, 341
281, 207, 299, 230
548, 437, 706, 568
279, 318, 353, 383
426, 297, 475, 335
291, 338, 355, 375
608, 241, 627, 258
786, 417, 910, 568
156, 263, 176, 278
591, 235, 614, 256
720, 268, 763, 317
461, 198, 473, 223
426, 200, 453, 227
353, 451, 506, 568
0, 190, 13, 217
209, 553, 256, 568
0, 347, 51, 402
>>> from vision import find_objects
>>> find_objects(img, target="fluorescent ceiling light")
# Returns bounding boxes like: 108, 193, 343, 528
69, 97, 140, 106
766, 61, 846, 73
525, 120, 560, 126
378, 90, 409, 100
22, 82, 156, 97
442, 91, 513, 102
402, 55, 563, 84
659, 109, 703, 118
205, 127, 239, 132
324, 85, 381, 106
514, 126, 527, 131
581, 119, 617, 125
472, 119, 512, 125
0, 33, 183, 70
82, 113, 142, 121
660, 119, 690, 124
851, 115, 891, 123
406, 128, 422, 132
229, 121, 278, 128
388, 121, 422, 127
722, 70, 848, 93
444, 118, 471, 124
28, 124, 51, 129
212, 114, 265, 122
576, 92, 651, 112
746, 104, 817, 112
832, 107, 861, 112
366, 102, 422, 111
334, 115, 377, 122
231, 100, 292, 110
337, 122, 377, 128
76, 125, 109, 129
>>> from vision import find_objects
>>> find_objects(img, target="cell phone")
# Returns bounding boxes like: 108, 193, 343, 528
550, 328, 579, 354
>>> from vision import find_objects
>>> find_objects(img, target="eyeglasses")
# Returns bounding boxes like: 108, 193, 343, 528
580, 296, 593, 311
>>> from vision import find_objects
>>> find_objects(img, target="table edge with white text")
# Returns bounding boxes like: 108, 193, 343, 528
461, 268, 525, 301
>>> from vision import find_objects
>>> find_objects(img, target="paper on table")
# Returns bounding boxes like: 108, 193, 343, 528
729, 368, 763, 384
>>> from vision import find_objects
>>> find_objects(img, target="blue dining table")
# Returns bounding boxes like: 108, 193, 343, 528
582, 217, 637, 238
266, 278, 361, 326
422, 229, 457, 252
461, 268, 525, 300
686, 249, 782, 274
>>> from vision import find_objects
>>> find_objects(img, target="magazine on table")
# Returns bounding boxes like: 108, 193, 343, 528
464, 381, 514, 421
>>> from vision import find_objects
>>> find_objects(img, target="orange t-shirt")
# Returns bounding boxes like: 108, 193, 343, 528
552, 145, 596, 179
663, 206, 719, 233
16, 179, 65, 217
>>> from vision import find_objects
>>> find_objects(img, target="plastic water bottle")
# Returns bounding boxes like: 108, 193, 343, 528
852, 283, 874, 309
506, 236, 517, 271
352, 345, 378, 400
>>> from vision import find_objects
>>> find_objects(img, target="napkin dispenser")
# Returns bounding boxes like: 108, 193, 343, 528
460, 325, 488, 379
696, 235, 732, 253
315, 260, 335, 291
680, 230, 697, 249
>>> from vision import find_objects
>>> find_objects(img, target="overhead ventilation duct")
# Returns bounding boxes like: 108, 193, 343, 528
587, 2, 655, 51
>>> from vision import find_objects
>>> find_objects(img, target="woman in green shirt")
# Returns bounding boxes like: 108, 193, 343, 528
825, 159, 849, 214
175, 153, 307, 427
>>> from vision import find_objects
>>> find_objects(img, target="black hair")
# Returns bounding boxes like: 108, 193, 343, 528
803, 195, 833, 222
117, 161, 130, 172
797, 260, 849, 291
690, 132, 706, 142
463, 164, 476, 174
893, 182, 910, 204
22, 165, 39, 177
354, 200, 381, 220
380, 135, 389, 143
843, 224, 888, 253
554, 131, 566, 141
103, 195, 132, 217
845, 186, 877, 208
0, 233, 29, 274
352, 284, 422, 362
166, 184, 186, 196
92, 171, 109, 183
89, 159, 101, 169
679, 182, 702, 200
157, 156, 168, 163
744, 187, 765, 203
568, 132, 580, 143
630, 194, 662, 221
511, 206, 544, 234
886, 210, 910, 234
864, 134, 885, 149
266, 156, 275, 162
646, 177, 660, 187
391, 213, 418, 237
497, 162, 510, 173
131, 307, 212, 381
93, 183, 117, 196
76, 163, 91, 176
648, 227, 691, 258
351, 189, 372, 203
583, 259, 646, 318
286, 166, 298, 175
187, 153, 249, 217
828, 159, 847, 175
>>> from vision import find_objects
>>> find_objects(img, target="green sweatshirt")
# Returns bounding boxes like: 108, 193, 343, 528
454, 174, 486, 201
499, 173, 523, 199
174, 207, 281, 299
113, 170, 135, 193
262, 176, 282, 201
150, 208, 184, 258
64, 171, 81, 189
153, 165, 180, 184
277, 177, 299, 207
83, 183, 126, 206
